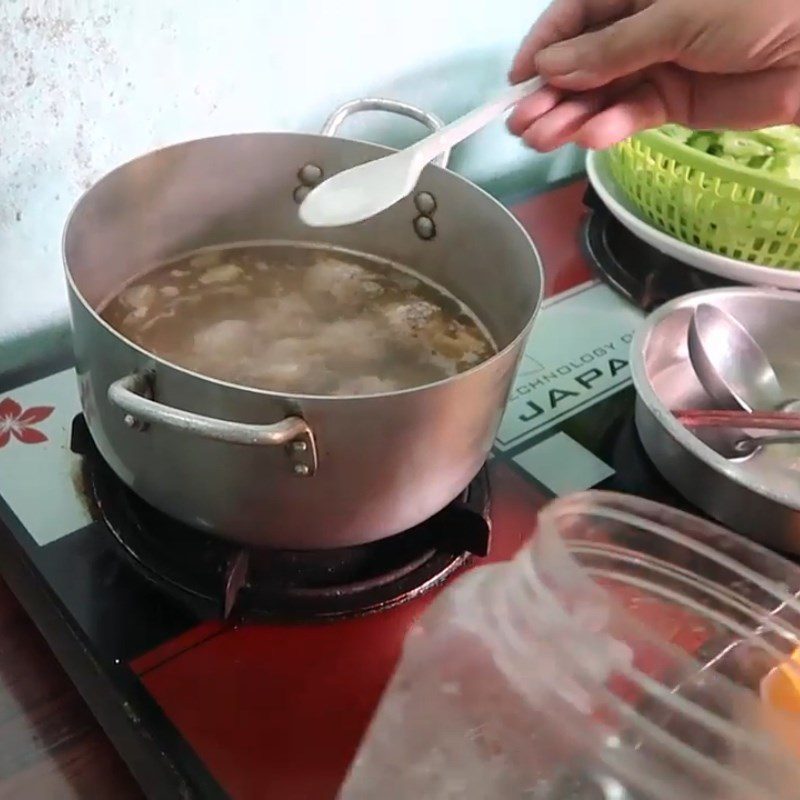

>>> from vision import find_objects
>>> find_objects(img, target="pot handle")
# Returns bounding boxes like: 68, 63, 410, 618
107, 373, 318, 477
321, 98, 451, 170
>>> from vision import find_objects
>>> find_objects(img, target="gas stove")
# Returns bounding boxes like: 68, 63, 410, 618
73, 412, 491, 622
0, 180, 704, 799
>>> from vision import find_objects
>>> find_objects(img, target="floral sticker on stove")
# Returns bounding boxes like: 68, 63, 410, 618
0, 398, 54, 448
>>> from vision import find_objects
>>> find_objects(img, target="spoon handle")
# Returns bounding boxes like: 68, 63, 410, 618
735, 433, 800, 455
411, 76, 544, 164
676, 409, 800, 431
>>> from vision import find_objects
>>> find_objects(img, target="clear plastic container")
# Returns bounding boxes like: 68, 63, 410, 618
339, 491, 800, 799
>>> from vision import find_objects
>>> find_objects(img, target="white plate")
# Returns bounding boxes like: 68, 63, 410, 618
585, 150, 800, 291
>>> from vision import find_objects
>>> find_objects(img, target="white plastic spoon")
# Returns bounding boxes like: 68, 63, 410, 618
299, 76, 544, 228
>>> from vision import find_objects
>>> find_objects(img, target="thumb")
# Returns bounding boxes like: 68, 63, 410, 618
536, 5, 685, 91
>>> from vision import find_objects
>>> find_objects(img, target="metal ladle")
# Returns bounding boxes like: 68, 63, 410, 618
687, 303, 800, 455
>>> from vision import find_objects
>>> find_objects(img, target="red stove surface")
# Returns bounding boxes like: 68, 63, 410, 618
132, 461, 542, 799
128, 182, 592, 799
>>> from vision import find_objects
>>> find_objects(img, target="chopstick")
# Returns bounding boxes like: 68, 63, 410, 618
675, 409, 800, 432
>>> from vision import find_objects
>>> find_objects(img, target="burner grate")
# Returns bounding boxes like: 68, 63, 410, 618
582, 185, 733, 312
71, 415, 491, 621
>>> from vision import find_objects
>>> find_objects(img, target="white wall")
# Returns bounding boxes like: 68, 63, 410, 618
0, 0, 581, 376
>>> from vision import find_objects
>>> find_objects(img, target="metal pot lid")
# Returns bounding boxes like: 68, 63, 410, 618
631, 286, 800, 512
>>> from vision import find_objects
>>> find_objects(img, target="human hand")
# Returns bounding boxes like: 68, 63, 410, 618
507, 0, 800, 151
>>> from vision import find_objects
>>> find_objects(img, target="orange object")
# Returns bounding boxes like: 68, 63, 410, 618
760, 646, 800, 760
761, 647, 800, 715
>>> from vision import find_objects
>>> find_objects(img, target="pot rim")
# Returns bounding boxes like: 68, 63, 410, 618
63, 130, 544, 402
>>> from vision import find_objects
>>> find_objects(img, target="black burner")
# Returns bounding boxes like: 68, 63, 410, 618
70, 415, 491, 621
600, 405, 694, 510
582, 185, 734, 312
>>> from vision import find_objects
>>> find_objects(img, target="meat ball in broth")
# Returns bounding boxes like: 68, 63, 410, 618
244, 337, 330, 394
254, 293, 320, 340
193, 319, 253, 359
303, 258, 384, 314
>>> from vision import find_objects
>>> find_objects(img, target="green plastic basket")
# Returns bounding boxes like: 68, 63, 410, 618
607, 129, 800, 270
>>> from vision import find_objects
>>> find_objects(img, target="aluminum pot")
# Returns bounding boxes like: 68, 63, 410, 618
64, 98, 543, 549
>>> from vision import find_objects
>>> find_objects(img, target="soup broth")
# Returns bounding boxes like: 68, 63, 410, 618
100, 243, 497, 396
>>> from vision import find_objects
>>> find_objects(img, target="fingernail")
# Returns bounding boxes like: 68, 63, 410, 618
550, 70, 594, 88
536, 43, 577, 75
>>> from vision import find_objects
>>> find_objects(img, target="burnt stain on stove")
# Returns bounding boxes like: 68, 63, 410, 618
71, 457, 100, 523
69, 415, 101, 523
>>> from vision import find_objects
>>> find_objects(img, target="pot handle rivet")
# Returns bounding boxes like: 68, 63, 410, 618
413, 215, 436, 241
108, 372, 318, 477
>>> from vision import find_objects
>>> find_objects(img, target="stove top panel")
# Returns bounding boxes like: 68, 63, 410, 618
0, 179, 690, 799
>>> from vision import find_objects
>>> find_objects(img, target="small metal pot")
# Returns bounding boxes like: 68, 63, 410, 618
631, 287, 800, 554
64, 99, 543, 549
